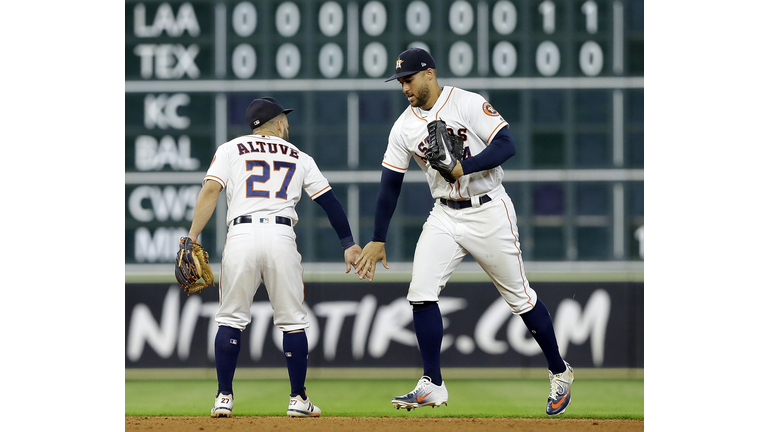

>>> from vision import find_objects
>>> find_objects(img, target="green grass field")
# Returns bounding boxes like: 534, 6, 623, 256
126, 376, 643, 419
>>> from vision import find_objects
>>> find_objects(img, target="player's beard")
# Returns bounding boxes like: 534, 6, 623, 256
280, 125, 289, 141
410, 82, 431, 108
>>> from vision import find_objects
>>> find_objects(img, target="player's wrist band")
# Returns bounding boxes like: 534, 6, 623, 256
340, 236, 355, 250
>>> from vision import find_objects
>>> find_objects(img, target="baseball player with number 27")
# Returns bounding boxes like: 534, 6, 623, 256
183, 97, 362, 418
354, 48, 575, 416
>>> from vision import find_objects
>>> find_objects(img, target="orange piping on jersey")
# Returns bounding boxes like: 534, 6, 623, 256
410, 106, 428, 122
205, 175, 226, 187
446, 180, 464, 200
383, 160, 408, 171
501, 199, 533, 308
310, 185, 331, 199
486, 121, 509, 144
434, 87, 456, 120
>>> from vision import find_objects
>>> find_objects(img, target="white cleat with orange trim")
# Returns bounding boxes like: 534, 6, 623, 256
391, 376, 448, 411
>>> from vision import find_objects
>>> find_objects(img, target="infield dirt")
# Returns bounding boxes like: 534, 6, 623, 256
125, 416, 643, 431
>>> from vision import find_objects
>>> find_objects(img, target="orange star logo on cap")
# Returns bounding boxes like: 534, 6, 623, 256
395, 58, 403, 70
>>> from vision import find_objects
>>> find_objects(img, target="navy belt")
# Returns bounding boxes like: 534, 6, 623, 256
233, 215, 291, 226
440, 195, 491, 210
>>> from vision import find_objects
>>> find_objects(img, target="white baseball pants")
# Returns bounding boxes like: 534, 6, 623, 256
215, 218, 308, 332
407, 193, 538, 314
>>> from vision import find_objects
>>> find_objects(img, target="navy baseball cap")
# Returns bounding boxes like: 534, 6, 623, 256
245, 97, 293, 129
384, 48, 436, 82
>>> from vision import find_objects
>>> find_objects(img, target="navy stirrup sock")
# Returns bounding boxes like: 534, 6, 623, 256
214, 325, 242, 395
412, 302, 443, 386
283, 331, 309, 399
520, 299, 567, 374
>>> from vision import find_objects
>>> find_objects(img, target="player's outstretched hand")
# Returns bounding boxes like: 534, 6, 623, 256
344, 244, 363, 274
354, 241, 388, 281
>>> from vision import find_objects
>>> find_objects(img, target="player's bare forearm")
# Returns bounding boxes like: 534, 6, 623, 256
354, 241, 388, 281
451, 161, 464, 179
344, 244, 363, 274
188, 180, 223, 243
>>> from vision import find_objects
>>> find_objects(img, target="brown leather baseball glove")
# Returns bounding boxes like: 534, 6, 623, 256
174, 237, 215, 294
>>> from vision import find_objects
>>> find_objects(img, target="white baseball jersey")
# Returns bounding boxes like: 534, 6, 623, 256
204, 134, 331, 225
203, 133, 331, 331
383, 86, 537, 314
383, 86, 509, 201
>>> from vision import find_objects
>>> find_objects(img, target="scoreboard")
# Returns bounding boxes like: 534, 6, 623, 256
125, 0, 644, 269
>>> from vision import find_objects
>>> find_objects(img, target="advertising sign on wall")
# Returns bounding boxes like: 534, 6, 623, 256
126, 281, 643, 369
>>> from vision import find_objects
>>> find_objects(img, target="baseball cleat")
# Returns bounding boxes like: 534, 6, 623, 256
211, 392, 234, 418
546, 362, 574, 416
391, 376, 448, 410
287, 394, 321, 417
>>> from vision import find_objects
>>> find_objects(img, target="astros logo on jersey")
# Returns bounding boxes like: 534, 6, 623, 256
396, 58, 404, 70
483, 102, 500, 116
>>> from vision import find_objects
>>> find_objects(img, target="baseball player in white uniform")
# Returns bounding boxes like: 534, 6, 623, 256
185, 97, 362, 418
354, 48, 575, 416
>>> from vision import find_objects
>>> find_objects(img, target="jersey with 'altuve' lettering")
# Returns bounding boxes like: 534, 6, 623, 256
204, 134, 331, 226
